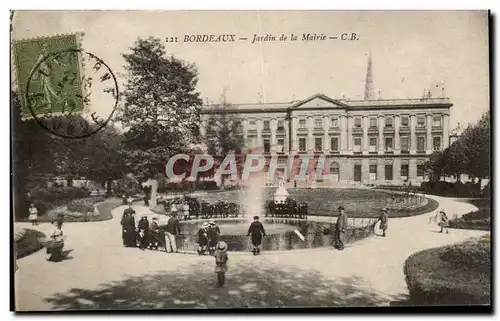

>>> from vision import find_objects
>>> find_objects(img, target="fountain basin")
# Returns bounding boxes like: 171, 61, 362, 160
160, 218, 374, 252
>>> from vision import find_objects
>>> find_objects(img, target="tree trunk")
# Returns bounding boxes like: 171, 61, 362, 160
106, 179, 113, 198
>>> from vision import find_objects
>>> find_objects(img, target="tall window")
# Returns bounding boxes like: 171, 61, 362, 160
331, 137, 339, 151
299, 138, 306, 152
401, 116, 409, 127
331, 118, 339, 128
385, 137, 393, 151
277, 119, 284, 130
417, 165, 425, 178
401, 136, 410, 153
354, 117, 362, 128
433, 136, 441, 150
417, 136, 425, 151
277, 139, 285, 152
417, 116, 426, 127
385, 164, 393, 180
353, 137, 362, 152
315, 118, 323, 128
263, 139, 270, 153
315, 137, 323, 151
263, 120, 270, 130
369, 164, 377, 181
370, 117, 377, 128
385, 116, 393, 128
401, 164, 409, 178
369, 137, 377, 152
249, 120, 256, 129
330, 162, 340, 182
433, 115, 442, 127
299, 119, 306, 128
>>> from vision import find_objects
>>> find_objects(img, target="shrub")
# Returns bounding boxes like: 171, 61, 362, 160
404, 236, 491, 305
15, 229, 46, 259
67, 196, 106, 213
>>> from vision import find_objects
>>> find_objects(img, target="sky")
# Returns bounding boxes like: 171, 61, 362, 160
12, 10, 490, 128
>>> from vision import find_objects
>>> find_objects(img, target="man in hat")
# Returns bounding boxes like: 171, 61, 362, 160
334, 206, 348, 250
166, 211, 182, 253
247, 216, 267, 255
374, 208, 389, 237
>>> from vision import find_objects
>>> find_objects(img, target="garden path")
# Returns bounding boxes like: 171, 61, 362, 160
14, 194, 488, 310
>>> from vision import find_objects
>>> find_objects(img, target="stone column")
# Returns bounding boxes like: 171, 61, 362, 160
443, 113, 450, 148
270, 118, 277, 154
378, 114, 384, 155
394, 115, 401, 154
284, 118, 290, 153
361, 158, 370, 183
242, 119, 249, 147
426, 114, 433, 153
257, 118, 263, 148
340, 115, 347, 151
377, 160, 385, 182
291, 116, 298, 153
347, 116, 353, 152
409, 159, 418, 181
410, 114, 416, 154
393, 158, 401, 183
362, 115, 369, 154
323, 115, 330, 152
307, 116, 314, 152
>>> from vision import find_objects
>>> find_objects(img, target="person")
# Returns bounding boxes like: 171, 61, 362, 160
208, 221, 221, 254
143, 185, 152, 207
438, 210, 450, 234
182, 202, 190, 221
247, 216, 267, 255
197, 222, 210, 255
374, 208, 389, 237
28, 204, 38, 226
120, 205, 136, 246
137, 215, 150, 250
46, 221, 65, 262
149, 217, 162, 250
214, 241, 229, 287
334, 206, 348, 250
166, 211, 182, 253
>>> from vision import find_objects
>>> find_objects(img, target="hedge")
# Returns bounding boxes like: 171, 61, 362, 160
15, 229, 46, 259
404, 235, 491, 305
28, 186, 91, 216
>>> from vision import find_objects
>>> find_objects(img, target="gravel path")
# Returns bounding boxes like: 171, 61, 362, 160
14, 195, 488, 310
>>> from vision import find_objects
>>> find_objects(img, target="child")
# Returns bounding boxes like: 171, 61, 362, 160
214, 241, 228, 287
438, 210, 450, 234
28, 204, 38, 226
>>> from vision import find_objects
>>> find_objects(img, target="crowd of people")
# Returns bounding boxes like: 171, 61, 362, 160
120, 203, 183, 253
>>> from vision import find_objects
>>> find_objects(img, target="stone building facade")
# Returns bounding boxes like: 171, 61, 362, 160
200, 93, 452, 185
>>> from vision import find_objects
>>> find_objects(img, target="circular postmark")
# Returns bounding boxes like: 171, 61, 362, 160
25, 48, 119, 139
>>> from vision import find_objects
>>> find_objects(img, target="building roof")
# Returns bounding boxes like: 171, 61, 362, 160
201, 93, 452, 114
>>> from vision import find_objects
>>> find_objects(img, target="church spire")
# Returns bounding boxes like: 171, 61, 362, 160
364, 51, 374, 100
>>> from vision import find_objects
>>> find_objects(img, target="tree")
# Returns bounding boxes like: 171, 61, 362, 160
119, 37, 203, 204
461, 112, 490, 181
203, 95, 244, 185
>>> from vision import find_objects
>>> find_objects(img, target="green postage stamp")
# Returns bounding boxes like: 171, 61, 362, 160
13, 33, 85, 119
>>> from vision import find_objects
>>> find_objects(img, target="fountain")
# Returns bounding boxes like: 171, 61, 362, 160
274, 178, 289, 203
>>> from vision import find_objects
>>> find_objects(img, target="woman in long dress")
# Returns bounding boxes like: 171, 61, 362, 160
28, 204, 38, 226
46, 221, 65, 262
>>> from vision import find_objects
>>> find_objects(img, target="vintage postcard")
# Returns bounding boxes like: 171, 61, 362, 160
11, 10, 491, 311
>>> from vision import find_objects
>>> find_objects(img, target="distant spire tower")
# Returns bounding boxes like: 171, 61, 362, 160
364, 51, 375, 100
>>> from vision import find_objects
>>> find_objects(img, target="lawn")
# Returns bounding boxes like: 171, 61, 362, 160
450, 198, 491, 231
195, 188, 437, 218
16, 197, 123, 223
404, 235, 491, 305
15, 228, 46, 259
